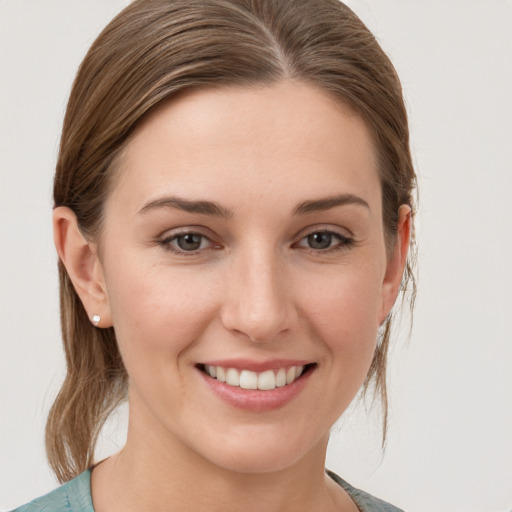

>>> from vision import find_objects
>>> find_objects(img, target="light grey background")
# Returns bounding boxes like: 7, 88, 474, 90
1, 1, 511, 511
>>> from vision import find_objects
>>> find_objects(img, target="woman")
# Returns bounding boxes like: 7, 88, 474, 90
13, 0, 416, 510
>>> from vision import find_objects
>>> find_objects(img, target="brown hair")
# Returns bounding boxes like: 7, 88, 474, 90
48, 0, 416, 482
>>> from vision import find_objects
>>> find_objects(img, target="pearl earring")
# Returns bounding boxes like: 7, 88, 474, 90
92, 314, 101, 326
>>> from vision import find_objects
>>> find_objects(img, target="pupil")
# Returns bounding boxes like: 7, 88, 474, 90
178, 234, 202, 251
308, 232, 332, 249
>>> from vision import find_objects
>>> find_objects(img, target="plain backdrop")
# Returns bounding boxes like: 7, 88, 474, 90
1, 1, 511, 511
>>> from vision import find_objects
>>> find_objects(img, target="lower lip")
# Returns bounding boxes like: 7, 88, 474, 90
198, 367, 314, 412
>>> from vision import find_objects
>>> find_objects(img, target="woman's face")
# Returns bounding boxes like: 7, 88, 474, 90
95, 82, 404, 473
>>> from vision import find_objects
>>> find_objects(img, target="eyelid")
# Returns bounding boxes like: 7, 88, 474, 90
293, 225, 355, 252
297, 232, 350, 246
158, 227, 220, 254
294, 223, 354, 241
157, 224, 218, 242
155, 224, 354, 255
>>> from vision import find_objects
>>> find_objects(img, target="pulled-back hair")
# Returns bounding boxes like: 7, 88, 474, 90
48, 0, 416, 483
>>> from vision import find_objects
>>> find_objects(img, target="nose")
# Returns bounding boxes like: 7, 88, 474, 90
220, 245, 298, 343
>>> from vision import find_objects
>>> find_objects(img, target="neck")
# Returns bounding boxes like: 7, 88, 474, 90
91, 396, 351, 512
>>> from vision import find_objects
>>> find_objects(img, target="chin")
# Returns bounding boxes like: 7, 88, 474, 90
196, 425, 326, 475
209, 447, 304, 475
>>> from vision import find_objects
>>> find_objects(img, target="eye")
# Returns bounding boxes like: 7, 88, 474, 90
160, 232, 213, 253
296, 230, 352, 251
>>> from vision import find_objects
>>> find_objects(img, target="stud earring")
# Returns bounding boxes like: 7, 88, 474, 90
92, 314, 101, 326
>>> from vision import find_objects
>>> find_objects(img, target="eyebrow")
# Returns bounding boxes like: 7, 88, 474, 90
293, 193, 370, 215
138, 196, 234, 218
138, 193, 369, 218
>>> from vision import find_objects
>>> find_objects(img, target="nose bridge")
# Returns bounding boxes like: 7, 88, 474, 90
222, 241, 295, 343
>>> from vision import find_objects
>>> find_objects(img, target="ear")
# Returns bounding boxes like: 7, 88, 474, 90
378, 205, 412, 324
53, 206, 112, 328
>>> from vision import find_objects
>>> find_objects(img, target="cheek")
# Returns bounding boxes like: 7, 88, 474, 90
103, 258, 218, 367
303, 265, 382, 365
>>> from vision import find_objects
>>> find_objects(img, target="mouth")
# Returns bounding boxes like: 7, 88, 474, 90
197, 363, 316, 391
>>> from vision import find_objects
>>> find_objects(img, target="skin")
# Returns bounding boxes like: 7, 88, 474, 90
54, 81, 410, 512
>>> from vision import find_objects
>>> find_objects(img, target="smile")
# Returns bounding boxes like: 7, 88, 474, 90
202, 365, 306, 391
197, 362, 316, 411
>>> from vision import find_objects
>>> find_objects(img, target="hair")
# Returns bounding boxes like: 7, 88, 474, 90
47, 0, 417, 483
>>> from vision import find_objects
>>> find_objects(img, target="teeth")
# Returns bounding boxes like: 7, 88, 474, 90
257, 370, 275, 390
204, 365, 306, 390
240, 370, 258, 390
275, 368, 287, 387
216, 366, 226, 383
226, 368, 240, 387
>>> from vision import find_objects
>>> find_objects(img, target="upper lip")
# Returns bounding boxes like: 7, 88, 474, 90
198, 359, 314, 372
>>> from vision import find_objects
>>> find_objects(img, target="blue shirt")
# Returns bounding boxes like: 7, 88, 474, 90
12, 469, 404, 511
11, 470, 93, 512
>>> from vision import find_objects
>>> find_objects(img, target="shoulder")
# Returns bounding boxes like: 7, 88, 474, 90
327, 470, 405, 512
10, 470, 94, 512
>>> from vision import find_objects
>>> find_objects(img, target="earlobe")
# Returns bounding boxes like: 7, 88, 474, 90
53, 206, 112, 327
378, 205, 412, 324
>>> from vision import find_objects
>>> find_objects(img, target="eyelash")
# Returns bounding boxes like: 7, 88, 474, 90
158, 229, 354, 255
294, 231, 354, 254
159, 231, 215, 254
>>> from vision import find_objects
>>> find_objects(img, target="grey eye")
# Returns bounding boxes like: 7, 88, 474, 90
296, 230, 353, 252
176, 233, 204, 251
307, 232, 333, 249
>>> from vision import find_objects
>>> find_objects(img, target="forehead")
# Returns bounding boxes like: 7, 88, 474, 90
108, 81, 381, 216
